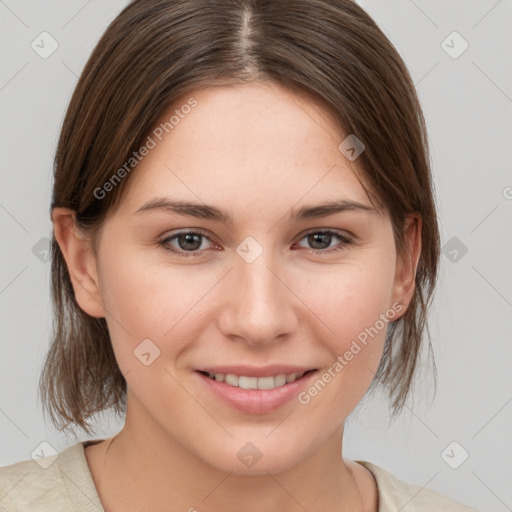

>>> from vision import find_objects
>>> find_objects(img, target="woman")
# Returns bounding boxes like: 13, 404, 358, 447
0, 0, 478, 510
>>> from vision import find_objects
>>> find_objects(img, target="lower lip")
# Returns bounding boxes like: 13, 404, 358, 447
196, 371, 317, 414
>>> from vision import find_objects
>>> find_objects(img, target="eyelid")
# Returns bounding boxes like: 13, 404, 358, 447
295, 226, 355, 241
159, 227, 355, 257
159, 229, 216, 244
160, 227, 354, 242
158, 228, 218, 258
293, 229, 354, 251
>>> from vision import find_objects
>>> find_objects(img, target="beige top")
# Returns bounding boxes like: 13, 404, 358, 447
0, 441, 478, 511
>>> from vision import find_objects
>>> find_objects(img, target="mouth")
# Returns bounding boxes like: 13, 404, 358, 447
197, 369, 316, 390
195, 367, 319, 414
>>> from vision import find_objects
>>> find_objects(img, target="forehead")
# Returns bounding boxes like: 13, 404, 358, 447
118, 82, 374, 217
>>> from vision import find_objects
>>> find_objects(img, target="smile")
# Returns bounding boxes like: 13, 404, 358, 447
196, 367, 318, 414
203, 370, 313, 390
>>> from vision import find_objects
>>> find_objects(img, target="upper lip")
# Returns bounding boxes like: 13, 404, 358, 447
196, 365, 317, 378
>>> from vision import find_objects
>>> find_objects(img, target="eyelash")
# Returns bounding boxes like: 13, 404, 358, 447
158, 229, 354, 258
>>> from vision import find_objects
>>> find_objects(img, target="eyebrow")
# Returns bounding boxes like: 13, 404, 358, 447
134, 197, 375, 225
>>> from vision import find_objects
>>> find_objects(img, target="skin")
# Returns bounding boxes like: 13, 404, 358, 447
53, 81, 421, 512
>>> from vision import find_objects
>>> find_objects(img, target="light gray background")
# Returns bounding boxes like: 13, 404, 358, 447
1, 1, 511, 510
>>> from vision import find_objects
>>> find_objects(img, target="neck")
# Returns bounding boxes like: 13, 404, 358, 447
89, 397, 369, 512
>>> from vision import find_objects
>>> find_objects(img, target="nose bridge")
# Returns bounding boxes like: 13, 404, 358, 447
240, 248, 280, 302
220, 237, 296, 345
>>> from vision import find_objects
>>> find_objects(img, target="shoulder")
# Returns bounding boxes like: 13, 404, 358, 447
0, 441, 103, 512
356, 460, 479, 512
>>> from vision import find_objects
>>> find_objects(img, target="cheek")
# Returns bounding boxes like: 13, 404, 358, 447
308, 254, 397, 343
302, 256, 397, 403
96, 244, 220, 365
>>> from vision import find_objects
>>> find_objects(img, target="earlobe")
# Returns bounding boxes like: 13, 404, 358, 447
52, 207, 105, 318
392, 215, 422, 315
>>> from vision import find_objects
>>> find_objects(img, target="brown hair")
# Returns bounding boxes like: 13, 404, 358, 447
39, 0, 439, 435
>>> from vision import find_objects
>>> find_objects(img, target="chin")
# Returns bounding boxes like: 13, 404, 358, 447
196, 435, 313, 476
215, 455, 301, 476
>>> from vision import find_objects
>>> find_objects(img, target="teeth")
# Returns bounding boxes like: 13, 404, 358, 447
238, 376, 258, 389
257, 376, 275, 389
206, 371, 307, 390
286, 373, 298, 383
224, 374, 238, 386
274, 374, 287, 386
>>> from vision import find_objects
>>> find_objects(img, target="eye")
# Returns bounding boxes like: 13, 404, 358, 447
159, 229, 353, 258
295, 230, 353, 254
159, 230, 215, 257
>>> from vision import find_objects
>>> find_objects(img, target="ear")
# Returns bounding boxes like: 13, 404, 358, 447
391, 214, 422, 316
52, 207, 105, 318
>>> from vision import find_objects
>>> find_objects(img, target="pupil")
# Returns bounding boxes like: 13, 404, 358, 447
310, 233, 330, 249
180, 233, 201, 250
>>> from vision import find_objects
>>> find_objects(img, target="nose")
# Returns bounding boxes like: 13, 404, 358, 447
217, 244, 299, 347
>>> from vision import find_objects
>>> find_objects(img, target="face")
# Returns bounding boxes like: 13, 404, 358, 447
66, 82, 416, 474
